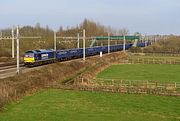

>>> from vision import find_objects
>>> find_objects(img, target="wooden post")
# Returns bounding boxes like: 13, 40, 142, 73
121, 80, 122, 88
73, 79, 76, 86
153, 58, 155, 64
156, 82, 158, 89
112, 79, 114, 86
15, 89, 17, 98
146, 81, 148, 89
143, 58, 144, 64
129, 81, 131, 87
82, 78, 84, 84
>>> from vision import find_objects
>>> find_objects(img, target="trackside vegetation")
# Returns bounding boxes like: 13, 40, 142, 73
97, 64, 180, 82
0, 89, 179, 121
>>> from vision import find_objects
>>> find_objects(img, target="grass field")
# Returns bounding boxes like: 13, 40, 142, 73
97, 64, 180, 82
0, 89, 179, 121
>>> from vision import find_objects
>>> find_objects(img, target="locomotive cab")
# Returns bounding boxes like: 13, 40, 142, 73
24, 49, 56, 66
24, 51, 36, 64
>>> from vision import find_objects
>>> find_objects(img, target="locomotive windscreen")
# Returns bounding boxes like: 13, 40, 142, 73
25, 51, 34, 58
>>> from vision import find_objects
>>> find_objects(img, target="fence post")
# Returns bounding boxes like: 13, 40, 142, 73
73, 79, 76, 86
153, 58, 155, 64
146, 81, 149, 94
146, 81, 148, 89
128, 81, 131, 93
132, 58, 134, 64
120, 80, 122, 88
156, 82, 158, 89
112, 80, 114, 85
129, 81, 131, 87
87, 79, 89, 85
15, 89, 17, 99
82, 78, 84, 84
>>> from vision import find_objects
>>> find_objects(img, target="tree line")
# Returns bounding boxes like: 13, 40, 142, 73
130, 35, 180, 54
1, 18, 179, 57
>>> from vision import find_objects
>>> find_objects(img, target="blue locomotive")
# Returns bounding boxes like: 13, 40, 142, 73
24, 43, 133, 66
24, 49, 56, 66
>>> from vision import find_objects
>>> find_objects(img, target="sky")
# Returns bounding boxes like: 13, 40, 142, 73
0, 0, 180, 35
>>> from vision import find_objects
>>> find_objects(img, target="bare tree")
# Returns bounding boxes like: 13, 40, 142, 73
134, 32, 142, 37
118, 28, 129, 36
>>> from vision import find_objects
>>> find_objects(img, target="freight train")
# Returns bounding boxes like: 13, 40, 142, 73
24, 43, 133, 66
23, 40, 151, 66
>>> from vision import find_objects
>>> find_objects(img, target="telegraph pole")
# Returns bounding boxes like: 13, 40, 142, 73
12, 27, 15, 58
77, 33, 80, 48
0, 32, 2, 40
0, 32, 3, 47
16, 26, 20, 74
54, 32, 56, 50
123, 35, 126, 52
108, 32, 110, 54
83, 29, 86, 61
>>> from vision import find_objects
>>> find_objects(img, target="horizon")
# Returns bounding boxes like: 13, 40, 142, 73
0, 0, 180, 35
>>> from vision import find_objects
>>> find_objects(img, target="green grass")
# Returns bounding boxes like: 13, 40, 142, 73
97, 64, 180, 82
0, 89, 180, 121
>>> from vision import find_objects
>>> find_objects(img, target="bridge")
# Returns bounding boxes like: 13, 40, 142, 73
95, 36, 140, 41
90, 36, 140, 47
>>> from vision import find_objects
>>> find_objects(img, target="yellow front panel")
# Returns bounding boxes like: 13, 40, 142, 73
24, 57, 35, 63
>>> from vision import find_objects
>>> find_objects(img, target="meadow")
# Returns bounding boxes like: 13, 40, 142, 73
97, 64, 180, 82
0, 89, 179, 121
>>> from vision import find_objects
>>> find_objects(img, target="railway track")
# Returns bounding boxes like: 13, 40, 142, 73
0, 64, 26, 79
0, 61, 16, 67
0, 62, 49, 79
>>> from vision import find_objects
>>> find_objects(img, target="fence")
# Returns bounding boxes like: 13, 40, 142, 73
127, 58, 180, 65
144, 53, 180, 57
131, 53, 180, 57
73, 79, 180, 96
